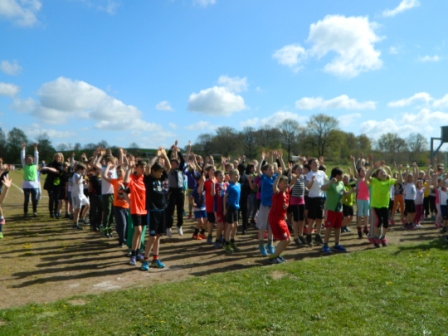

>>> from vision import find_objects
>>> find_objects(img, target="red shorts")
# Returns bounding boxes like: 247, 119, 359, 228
325, 210, 343, 229
215, 212, 224, 223
269, 219, 290, 241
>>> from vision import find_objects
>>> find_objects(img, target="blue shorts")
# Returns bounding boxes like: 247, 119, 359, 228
194, 210, 207, 219
357, 199, 370, 217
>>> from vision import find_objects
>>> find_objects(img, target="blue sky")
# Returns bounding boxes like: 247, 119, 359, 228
1, 0, 448, 151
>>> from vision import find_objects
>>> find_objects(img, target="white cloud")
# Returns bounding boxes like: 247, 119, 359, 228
12, 77, 167, 134
308, 15, 382, 78
272, 44, 307, 72
193, 0, 216, 8
168, 122, 177, 129
433, 94, 448, 109
338, 113, 361, 127
1, 60, 22, 75
0, 0, 41, 27
240, 117, 259, 128
184, 121, 213, 131
389, 46, 399, 54
155, 100, 174, 111
419, 55, 440, 62
217, 76, 247, 93
0, 82, 19, 97
295, 95, 376, 110
388, 92, 433, 107
360, 108, 446, 138
383, 0, 420, 17
188, 86, 246, 116
25, 124, 75, 139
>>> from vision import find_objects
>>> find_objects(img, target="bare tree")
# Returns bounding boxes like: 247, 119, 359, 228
278, 119, 300, 160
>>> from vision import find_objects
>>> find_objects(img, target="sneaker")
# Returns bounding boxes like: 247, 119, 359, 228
33, 212, 38, 217
206, 235, 213, 244
214, 240, 222, 249
363, 227, 369, 236
64, 213, 69, 219
166, 228, 173, 237
224, 244, 233, 254
333, 244, 347, 253
414, 223, 422, 229
306, 234, 313, 247
50, 213, 54, 219
188, 214, 192, 219
192, 234, 203, 240
294, 238, 302, 247
314, 234, 323, 245
55, 212, 60, 219
278, 255, 286, 262
73, 224, 84, 230
182, 210, 187, 217
0, 232, 3, 239
341, 226, 347, 233
389, 219, 395, 226
322, 245, 331, 254
259, 244, 268, 256
435, 222, 443, 228
129, 256, 136, 266
199, 232, 206, 240
141, 260, 150, 271
151, 259, 165, 269
80, 218, 90, 225
380, 237, 388, 247
230, 242, 240, 252
344, 226, 351, 232
373, 238, 381, 248
177, 226, 184, 236
99, 226, 107, 237
299, 236, 307, 245
269, 257, 284, 264
136, 254, 145, 262
266, 244, 275, 255
126, 249, 132, 257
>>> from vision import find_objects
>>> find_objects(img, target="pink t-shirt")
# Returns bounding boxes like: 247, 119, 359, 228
357, 179, 370, 201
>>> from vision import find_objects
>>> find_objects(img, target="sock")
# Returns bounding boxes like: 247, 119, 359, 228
152, 255, 159, 261
193, 228, 199, 235
230, 239, 235, 244
132, 250, 137, 257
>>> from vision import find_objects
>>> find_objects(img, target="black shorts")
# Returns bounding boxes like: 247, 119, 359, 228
225, 205, 239, 224
304, 195, 309, 210
207, 212, 216, 223
148, 210, 166, 236
405, 200, 416, 213
343, 205, 354, 217
307, 197, 324, 220
132, 214, 148, 227
290, 204, 305, 222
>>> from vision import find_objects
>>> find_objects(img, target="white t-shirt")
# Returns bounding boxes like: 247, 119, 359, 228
404, 183, 416, 200
72, 173, 84, 197
101, 167, 117, 195
306, 170, 328, 198
439, 187, 448, 205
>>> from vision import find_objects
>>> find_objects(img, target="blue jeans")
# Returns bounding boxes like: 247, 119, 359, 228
114, 206, 128, 244
23, 188, 39, 214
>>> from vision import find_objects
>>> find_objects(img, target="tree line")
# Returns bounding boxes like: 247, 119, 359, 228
0, 113, 434, 165
191, 113, 432, 164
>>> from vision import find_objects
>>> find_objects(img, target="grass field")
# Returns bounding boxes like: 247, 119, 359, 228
0, 170, 447, 335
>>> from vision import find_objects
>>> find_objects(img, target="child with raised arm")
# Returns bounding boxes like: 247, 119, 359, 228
267, 170, 291, 263
212, 169, 227, 248
72, 163, 90, 230
305, 157, 329, 246
190, 173, 208, 240
124, 159, 148, 266
403, 163, 418, 229
141, 147, 171, 271
21, 142, 40, 217
321, 167, 355, 253
223, 169, 241, 253
0, 174, 12, 238
366, 156, 398, 248
351, 155, 370, 238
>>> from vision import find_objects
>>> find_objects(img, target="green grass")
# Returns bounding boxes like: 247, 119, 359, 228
1, 240, 447, 335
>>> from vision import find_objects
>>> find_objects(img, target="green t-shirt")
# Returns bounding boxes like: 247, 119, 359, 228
325, 181, 345, 212
370, 178, 396, 208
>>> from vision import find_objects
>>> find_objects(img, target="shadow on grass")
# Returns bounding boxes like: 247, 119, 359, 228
393, 237, 448, 255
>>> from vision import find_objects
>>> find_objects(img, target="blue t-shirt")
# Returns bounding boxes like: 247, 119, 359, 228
226, 181, 241, 209
260, 173, 278, 207
191, 186, 205, 210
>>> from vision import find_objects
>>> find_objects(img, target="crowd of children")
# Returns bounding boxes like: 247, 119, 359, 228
0, 142, 448, 267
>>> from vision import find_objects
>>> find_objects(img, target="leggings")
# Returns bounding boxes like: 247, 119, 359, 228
373, 207, 389, 229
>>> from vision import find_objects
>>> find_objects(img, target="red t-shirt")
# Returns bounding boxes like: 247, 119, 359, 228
128, 174, 147, 215
204, 178, 216, 212
268, 191, 289, 223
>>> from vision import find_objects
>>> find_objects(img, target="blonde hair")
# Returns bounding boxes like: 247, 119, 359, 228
53, 153, 64, 162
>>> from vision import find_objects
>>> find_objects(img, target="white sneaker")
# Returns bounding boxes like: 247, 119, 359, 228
166, 228, 172, 237
177, 226, 183, 236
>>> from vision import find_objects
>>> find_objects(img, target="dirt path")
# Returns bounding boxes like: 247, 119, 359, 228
0, 195, 442, 310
